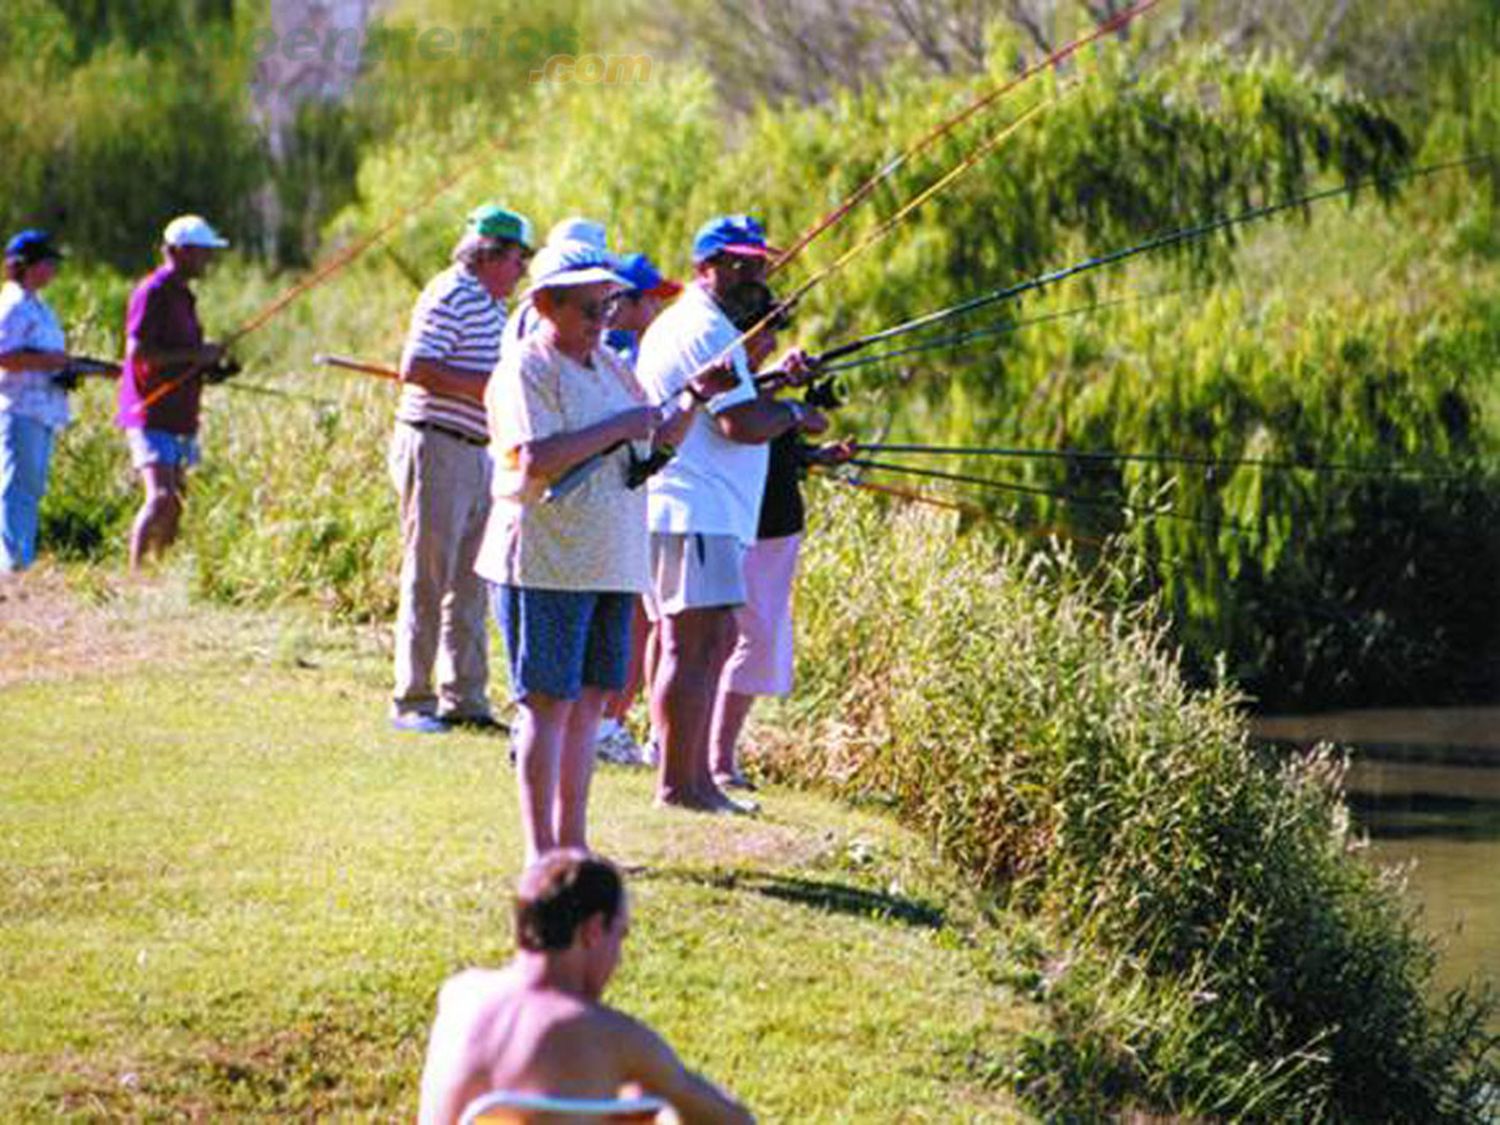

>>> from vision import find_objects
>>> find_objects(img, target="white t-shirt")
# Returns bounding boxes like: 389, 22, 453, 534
635, 284, 764, 545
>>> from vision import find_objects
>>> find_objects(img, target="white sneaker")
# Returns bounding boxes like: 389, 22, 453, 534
598, 726, 649, 767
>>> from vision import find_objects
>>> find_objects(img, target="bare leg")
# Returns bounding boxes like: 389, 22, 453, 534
709, 689, 757, 784
604, 599, 649, 724
514, 692, 572, 865
642, 618, 661, 750
557, 687, 607, 850
129, 464, 183, 571
652, 608, 738, 809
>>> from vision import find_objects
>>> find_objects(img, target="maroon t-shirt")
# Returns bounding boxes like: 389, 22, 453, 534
117, 265, 204, 434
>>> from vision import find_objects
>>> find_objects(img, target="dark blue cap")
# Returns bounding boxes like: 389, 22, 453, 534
691, 214, 774, 265
614, 252, 684, 297
4, 229, 63, 266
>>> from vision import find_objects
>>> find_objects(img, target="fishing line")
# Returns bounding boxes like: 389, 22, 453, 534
817, 155, 1494, 364
818, 288, 1197, 374
847, 456, 1259, 536
852, 442, 1473, 480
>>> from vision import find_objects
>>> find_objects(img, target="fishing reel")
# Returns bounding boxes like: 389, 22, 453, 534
626, 445, 676, 490
204, 356, 242, 384
802, 375, 845, 411
52, 355, 119, 392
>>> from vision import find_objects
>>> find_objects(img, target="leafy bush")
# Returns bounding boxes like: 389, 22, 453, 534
761, 489, 1498, 1120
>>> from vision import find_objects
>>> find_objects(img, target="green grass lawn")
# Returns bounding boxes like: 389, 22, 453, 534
0, 571, 1037, 1121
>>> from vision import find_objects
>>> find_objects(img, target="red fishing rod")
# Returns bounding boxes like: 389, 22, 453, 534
769, 0, 1164, 275
129, 139, 504, 416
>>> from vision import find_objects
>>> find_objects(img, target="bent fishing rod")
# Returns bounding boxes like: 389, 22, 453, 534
551, 96, 1068, 503
48, 351, 329, 406
816, 154, 1494, 365
769, 0, 1163, 273
131, 139, 504, 416
851, 442, 1474, 481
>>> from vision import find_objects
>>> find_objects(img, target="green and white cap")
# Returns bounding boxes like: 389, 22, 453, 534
466, 203, 535, 250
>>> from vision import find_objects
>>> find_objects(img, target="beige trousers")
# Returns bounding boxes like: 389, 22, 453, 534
389, 422, 493, 719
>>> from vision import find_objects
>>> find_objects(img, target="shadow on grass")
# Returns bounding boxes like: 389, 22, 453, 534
635, 866, 945, 930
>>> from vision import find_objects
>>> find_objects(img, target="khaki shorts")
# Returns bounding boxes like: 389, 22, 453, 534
647, 532, 747, 618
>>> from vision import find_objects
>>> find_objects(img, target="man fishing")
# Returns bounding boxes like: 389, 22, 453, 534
634, 215, 826, 813
389, 203, 533, 734
118, 215, 233, 571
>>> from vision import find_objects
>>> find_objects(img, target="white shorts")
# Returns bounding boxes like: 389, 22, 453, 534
646, 532, 746, 618
723, 534, 801, 696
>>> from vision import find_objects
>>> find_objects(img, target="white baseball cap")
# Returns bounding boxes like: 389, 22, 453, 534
163, 214, 230, 249
524, 239, 628, 297
545, 218, 609, 253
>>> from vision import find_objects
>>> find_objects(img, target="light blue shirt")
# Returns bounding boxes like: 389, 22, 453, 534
0, 281, 69, 431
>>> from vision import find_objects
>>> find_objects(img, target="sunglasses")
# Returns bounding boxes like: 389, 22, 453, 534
561, 294, 622, 322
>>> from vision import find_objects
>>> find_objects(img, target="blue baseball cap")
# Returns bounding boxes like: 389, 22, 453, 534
615, 252, 684, 298
4, 229, 64, 265
691, 214, 776, 264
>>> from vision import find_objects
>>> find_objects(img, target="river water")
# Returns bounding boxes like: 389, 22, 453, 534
1252, 708, 1499, 1006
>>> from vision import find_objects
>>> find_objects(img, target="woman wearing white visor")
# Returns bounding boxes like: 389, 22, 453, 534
476, 241, 734, 862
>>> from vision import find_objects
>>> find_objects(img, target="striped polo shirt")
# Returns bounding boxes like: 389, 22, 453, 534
395, 264, 506, 441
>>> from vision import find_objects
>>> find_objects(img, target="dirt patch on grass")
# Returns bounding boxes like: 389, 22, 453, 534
0, 566, 204, 688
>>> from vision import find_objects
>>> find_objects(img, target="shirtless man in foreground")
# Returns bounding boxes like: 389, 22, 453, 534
417, 851, 754, 1125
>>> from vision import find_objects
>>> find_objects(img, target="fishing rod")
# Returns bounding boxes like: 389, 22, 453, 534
846, 456, 1258, 537
833, 471, 984, 517
47, 355, 122, 390
131, 138, 504, 415
557, 96, 1066, 500
735, 91, 1065, 386
816, 154, 1494, 365
739, 92, 1065, 408
817, 288, 1197, 375
313, 353, 402, 381
827, 461, 1375, 633
770, 94, 1062, 322
852, 442, 1473, 481
768, 0, 1163, 274
223, 381, 336, 407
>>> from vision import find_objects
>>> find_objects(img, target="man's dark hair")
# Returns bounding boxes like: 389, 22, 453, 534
720, 280, 790, 333
514, 850, 624, 952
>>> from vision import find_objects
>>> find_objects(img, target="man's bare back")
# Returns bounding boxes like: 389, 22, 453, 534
418, 853, 753, 1125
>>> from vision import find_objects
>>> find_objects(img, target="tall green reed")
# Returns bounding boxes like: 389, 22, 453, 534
768, 489, 1498, 1120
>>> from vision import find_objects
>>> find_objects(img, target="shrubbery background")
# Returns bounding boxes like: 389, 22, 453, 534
7, 0, 1499, 1116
